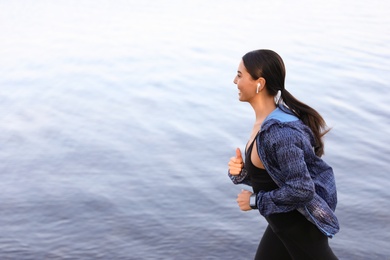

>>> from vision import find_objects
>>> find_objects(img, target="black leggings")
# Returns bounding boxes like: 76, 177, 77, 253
255, 211, 338, 260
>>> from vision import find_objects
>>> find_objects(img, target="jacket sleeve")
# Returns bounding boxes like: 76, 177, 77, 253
228, 167, 252, 186
256, 125, 315, 216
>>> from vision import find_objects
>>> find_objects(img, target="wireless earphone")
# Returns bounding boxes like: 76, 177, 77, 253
256, 83, 261, 94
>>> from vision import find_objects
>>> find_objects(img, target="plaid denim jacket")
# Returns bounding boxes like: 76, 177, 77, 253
229, 107, 339, 237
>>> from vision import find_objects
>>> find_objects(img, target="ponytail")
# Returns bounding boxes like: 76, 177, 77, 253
280, 89, 330, 157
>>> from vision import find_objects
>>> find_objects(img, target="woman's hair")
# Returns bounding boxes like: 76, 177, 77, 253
242, 49, 330, 156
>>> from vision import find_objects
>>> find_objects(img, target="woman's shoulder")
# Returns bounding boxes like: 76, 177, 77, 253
261, 117, 306, 135
260, 119, 314, 147
263, 106, 299, 124
258, 106, 315, 144
261, 120, 303, 140
260, 106, 307, 132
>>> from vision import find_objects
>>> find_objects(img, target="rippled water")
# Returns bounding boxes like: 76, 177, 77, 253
1, 0, 389, 259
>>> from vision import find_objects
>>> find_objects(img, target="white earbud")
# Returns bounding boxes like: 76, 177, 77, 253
256, 83, 261, 94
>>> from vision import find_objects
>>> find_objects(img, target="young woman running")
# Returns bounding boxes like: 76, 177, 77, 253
228, 49, 339, 259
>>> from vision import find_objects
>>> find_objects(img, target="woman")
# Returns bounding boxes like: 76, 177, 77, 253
227, 49, 339, 259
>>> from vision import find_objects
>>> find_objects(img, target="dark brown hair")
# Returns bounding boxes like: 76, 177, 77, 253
242, 49, 330, 156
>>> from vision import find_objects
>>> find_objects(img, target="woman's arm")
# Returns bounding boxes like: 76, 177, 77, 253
256, 125, 315, 215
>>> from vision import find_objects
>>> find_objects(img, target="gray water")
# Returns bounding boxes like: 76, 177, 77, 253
1, 0, 389, 259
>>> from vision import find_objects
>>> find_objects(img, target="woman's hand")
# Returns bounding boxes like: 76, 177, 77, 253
237, 189, 253, 211
228, 148, 244, 175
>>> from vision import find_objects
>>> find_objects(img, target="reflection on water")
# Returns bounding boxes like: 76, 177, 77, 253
1, 0, 389, 259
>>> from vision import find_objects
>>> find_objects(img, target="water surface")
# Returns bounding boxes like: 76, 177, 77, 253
0, 0, 389, 259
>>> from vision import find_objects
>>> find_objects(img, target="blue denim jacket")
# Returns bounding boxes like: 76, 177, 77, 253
229, 107, 339, 237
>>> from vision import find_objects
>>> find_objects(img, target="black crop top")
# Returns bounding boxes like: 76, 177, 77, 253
245, 136, 278, 194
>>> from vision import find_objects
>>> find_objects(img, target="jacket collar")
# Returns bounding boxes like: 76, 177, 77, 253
262, 106, 299, 127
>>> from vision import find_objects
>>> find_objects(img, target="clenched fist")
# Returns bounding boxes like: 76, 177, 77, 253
228, 148, 244, 175
237, 189, 253, 211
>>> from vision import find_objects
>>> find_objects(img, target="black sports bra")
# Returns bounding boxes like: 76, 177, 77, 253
245, 135, 278, 194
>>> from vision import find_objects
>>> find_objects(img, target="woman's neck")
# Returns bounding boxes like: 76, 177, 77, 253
250, 97, 277, 125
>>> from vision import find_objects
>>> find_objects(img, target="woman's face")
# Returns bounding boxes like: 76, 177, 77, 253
233, 60, 256, 102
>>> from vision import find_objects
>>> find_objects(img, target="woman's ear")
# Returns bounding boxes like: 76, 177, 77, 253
257, 77, 266, 92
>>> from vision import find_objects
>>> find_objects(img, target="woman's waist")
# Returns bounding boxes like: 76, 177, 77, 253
265, 210, 306, 233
